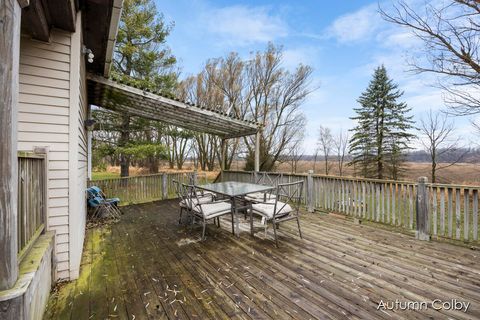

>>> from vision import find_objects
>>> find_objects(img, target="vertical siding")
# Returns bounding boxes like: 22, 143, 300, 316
18, 30, 72, 280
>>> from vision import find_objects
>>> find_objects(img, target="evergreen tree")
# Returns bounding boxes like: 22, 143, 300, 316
349, 65, 414, 179
94, 0, 178, 176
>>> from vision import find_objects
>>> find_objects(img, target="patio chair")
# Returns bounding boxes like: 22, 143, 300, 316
173, 179, 215, 224
184, 173, 215, 198
245, 172, 282, 203
87, 186, 121, 219
184, 184, 233, 240
249, 180, 304, 247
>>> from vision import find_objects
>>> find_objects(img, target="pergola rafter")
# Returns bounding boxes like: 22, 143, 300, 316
87, 73, 262, 171
87, 74, 259, 139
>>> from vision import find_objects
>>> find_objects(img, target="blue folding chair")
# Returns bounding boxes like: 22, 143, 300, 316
87, 186, 121, 219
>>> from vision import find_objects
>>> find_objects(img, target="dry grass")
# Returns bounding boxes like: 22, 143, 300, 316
98, 164, 219, 181
274, 160, 480, 186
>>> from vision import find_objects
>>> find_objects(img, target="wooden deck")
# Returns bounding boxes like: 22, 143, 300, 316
44, 199, 480, 320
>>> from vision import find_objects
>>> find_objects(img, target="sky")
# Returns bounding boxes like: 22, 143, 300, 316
156, 0, 477, 153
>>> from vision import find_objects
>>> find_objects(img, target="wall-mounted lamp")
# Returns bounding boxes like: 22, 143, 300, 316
84, 119, 96, 131
82, 46, 95, 63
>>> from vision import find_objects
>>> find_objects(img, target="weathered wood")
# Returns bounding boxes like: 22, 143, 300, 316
45, 0, 76, 32
0, 0, 20, 291
87, 74, 259, 139
464, 189, 470, 242
440, 187, 445, 236
161, 173, 167, 200
17, 154, 46, 259
44, 200, 480, 320
392, 183, 396, 225
416, 177, 430, 241
448, 188, 453, 238
254, 130, 260, 172
307, 170, 314, 213
223, 170, 480, 242
432, 187, 438, 236
408, 185, 414, 229
362, 181, 366, 218
474, 190, 478, 241
456, 188, 461, 240
21, 0, 50, 42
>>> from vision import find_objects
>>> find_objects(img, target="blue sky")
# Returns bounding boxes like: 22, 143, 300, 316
157, 0, 475, 152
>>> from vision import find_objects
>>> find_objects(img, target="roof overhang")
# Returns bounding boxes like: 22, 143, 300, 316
82, 0, 123, 77
87, 74, 259, 139
20, 0, 122, 78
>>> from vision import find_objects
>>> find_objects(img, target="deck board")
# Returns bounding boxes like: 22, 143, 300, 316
44, 199, 480, 319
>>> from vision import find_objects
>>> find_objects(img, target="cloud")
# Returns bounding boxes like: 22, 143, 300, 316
326, 4, 381, 43
282, 46, 320, 70
202, 5, 288, 46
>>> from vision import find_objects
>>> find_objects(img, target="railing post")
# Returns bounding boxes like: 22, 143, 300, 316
162, 173, 168, 200
307, 170, 314, 213
193, 170, 198, 185
416, 176, 430, 241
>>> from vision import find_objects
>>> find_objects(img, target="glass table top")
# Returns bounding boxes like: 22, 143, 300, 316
197, 181, 275, 197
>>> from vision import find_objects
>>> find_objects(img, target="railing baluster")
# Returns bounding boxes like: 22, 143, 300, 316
456, 188, 461, 240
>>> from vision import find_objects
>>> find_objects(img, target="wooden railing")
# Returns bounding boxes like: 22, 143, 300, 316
222, 170, 480, 243
17, 152, 47, 258
88, 171, 208, 205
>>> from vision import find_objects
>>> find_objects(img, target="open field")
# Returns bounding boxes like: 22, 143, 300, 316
272, 161, 480, 185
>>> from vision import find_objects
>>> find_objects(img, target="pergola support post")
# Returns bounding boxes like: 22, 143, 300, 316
87, 105, 92, 180
220, 139, 226, 182
254, 130, 260, 173
0, 0, 21, 291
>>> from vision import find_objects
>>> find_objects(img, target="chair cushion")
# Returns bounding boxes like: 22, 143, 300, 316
252, 200, 292, 219
194, 202, 232, 218
179, 195, 213, 208
245, 192, 276, 202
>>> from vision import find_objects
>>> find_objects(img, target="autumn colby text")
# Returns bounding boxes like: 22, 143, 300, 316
377, 299, 470, 312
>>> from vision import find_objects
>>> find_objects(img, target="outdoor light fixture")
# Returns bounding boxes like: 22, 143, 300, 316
84, 119, 96, 131
82, 46, 95, 63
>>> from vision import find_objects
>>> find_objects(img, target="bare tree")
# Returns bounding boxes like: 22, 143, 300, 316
179, 45, 313, 172
288, 131, 305, 173
380, 1, 480, 115
333, 129, 349, 176
419, 110, 465, 183
317, 126, 334, 175
243, 44, 313, 171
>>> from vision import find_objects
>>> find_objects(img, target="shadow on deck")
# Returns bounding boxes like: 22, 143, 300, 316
44, 199, 480, 319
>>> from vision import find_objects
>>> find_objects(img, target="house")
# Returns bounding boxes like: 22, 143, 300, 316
0, 0, 260, 319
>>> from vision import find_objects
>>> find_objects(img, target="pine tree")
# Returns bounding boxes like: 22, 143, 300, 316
349, 65, 414, 179
96, 0, 178, 177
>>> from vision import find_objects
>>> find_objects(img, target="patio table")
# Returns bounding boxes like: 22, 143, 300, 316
195, 181, 274, 236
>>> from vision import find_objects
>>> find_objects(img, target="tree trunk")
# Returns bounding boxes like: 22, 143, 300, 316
119, 115, 130, 177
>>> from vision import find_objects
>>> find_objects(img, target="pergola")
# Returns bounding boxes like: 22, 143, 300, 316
87, 73, 262, 172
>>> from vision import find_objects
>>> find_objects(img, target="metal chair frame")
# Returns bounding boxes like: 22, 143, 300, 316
185, 184, 234, 240
249, 180, 304, 247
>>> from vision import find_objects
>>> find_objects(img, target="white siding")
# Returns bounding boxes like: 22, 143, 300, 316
68, 13, 88, 279
19, 30, 72, 280
18, 13, 88, 281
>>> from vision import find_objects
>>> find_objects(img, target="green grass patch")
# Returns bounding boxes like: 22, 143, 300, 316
91, 171, 120, 180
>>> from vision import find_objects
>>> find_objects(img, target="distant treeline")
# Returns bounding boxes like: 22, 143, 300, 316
293, 148, 480, 163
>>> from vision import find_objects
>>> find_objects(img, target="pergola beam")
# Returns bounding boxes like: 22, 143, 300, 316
87, 73, 259, 139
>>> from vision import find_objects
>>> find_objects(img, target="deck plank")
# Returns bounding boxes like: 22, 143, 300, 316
44, 199, 480, 320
